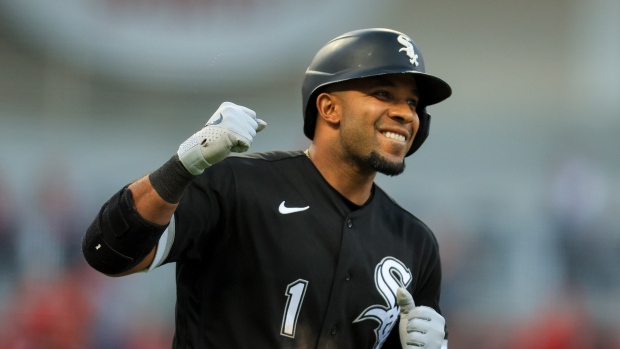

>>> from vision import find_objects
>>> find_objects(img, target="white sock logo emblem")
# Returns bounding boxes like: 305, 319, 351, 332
354, 257, 412, 349
397, 34, 419, 66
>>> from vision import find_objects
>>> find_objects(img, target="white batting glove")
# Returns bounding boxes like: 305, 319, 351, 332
177, 102, 267, 175
397, 288, 446, 349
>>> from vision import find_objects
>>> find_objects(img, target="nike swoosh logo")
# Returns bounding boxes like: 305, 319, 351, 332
279, 201, 309, 214
207, 113, 223, 126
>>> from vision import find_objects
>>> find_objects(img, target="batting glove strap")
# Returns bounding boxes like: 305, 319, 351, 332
177, 102, 266, 175
397, 288, 446, 349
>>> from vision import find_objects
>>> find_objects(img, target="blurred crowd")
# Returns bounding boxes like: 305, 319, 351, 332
1, 0, 618, 347
0, 168, 173, 349
437, 155, 620, 349
0, 153, 618, 349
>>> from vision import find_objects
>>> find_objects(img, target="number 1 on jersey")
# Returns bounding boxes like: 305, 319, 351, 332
280, 279, 309, 338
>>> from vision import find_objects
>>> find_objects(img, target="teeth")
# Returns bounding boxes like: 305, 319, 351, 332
383, 132, 406, 142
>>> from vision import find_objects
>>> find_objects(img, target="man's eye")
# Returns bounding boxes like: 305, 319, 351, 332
375, 91, 390, 99
408, 99, 418, 108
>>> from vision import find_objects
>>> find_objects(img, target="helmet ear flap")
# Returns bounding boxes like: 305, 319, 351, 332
407, 109, 430, 156
303, 91, 320, 140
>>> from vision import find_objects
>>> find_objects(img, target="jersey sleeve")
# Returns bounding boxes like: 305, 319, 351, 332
156, 159, 237, 265
414, 239, 442, 311
413, 233, 448, 342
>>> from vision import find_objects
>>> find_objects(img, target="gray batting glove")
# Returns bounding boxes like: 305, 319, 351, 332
397, 287, 446, 349
177, 102, 267, 175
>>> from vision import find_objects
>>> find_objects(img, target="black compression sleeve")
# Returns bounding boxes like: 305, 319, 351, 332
82, 186, 168, 275
149, 154, 195, 204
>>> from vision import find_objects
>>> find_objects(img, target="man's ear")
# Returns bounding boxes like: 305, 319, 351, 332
315, 92, 341, 126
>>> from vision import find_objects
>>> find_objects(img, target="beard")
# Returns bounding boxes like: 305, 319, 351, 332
363, 151, 406, 176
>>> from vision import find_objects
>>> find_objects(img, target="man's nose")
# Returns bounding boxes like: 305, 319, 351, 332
387, 100, 417, 124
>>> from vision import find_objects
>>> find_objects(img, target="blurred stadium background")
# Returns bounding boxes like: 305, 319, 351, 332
0, 0, 618, 348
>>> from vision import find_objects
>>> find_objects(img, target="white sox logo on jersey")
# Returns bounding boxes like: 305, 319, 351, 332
397, 34, 419, 66
354, 257, 412, 349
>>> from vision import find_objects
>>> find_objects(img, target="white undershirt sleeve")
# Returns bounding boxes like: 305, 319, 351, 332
147, 214, 176, 272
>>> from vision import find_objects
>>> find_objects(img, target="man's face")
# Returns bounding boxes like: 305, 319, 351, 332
330, 74, 420, 176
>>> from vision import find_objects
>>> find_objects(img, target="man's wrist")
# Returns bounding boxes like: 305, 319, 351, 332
149, 154, 196, 204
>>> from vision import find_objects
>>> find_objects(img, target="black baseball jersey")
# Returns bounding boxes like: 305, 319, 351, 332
149, 150, 445, 349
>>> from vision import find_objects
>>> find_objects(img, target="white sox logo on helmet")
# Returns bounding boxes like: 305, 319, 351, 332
397, 34, 419, 66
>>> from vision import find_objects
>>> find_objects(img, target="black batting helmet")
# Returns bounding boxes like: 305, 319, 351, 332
301, 28, 452, 156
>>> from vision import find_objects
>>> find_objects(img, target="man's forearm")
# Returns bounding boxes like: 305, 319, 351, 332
129, 174, 179, 226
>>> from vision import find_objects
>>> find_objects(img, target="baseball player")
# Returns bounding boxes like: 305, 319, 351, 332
83, 28, 452, 349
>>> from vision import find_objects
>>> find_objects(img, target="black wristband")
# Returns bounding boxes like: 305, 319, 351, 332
149, 154, 195, 204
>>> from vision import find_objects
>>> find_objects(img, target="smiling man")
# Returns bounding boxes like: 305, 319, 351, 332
82, 28, 452, 349
315, 75, 420, 177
